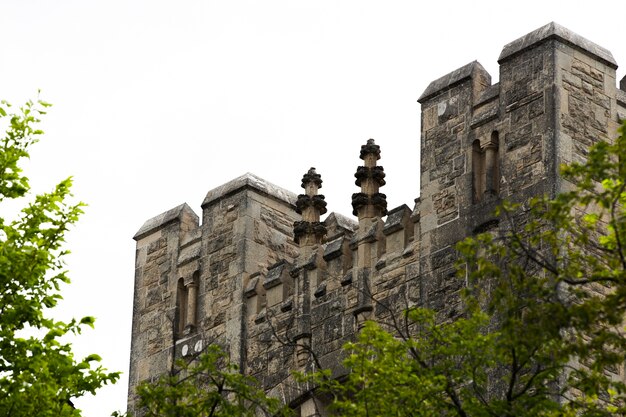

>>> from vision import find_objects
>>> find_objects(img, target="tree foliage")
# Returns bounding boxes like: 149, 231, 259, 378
305, 121, 626, 416
0, 98, 119, 416
129, 344, 291, 417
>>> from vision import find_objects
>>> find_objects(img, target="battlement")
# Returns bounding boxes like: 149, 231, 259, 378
128, 22, 626, 416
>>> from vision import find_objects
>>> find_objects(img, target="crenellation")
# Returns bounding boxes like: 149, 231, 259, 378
128, 22, 626, 415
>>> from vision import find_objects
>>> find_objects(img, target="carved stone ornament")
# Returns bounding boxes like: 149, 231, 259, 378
351, 192, 388, 216
300, 167, 323, 188
359, 138, 381, 160
354, 165, 386, 187
295, 194, 328, 215
293, 221, 327, 244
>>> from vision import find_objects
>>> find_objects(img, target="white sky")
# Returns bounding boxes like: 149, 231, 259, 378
0, 1, 624, 416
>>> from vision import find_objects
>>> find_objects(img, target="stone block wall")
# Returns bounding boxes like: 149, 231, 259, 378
128, 22, 626, 416
128, 204, 199, 406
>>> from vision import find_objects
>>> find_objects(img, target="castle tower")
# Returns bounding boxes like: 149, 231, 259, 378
127, 174, 301, 412
128, 23, 626, 415
416, 22, 622, 315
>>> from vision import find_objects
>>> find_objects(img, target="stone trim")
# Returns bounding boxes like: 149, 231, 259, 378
323, 236, 344, 261
201, 172, 297, 209
383, 204, 411, 236
263, 261, 287, 290
133, 203, 198, 241
418, 61, 490, 103
498, 21, 617, 69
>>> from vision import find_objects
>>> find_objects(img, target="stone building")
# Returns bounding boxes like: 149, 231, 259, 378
127, 22, 626, 415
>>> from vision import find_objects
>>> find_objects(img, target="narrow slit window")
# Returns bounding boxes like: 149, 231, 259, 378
472, 139, 485, 203
176, 278, 188, 337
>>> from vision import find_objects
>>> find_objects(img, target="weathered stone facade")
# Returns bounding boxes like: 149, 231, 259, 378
128, 23, 626, 416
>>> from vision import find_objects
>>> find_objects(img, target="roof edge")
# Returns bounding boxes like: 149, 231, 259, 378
498, 22, 617, 69
418, 61, 490, 103
201, 172, 297, 208
133, 203, 199, 241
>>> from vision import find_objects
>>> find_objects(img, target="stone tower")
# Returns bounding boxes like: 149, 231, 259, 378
128, 23, 626, 416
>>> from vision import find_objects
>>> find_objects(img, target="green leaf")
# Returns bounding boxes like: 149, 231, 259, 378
0, 96, 119, 417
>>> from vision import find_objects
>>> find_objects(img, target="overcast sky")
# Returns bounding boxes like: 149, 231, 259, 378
0, 1, 624, 416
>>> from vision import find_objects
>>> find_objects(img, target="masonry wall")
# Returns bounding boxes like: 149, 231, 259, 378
196, 180, 300, 367
127, 176, 301, 413
128, 204, 199, 407
128, 23, 626, 417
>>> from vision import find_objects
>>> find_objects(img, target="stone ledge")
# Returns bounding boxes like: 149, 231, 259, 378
498, 22, 617, 69
201, 173, 297, 209
418, 61, 490, 103
323, 236, 344, 262
133, 203, 199, 241
264, 261, 287, 290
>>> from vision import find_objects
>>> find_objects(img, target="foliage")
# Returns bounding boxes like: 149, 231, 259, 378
127, 344, 291, 417
0, 98, 119, 416
304, 122, 626, 417
305, 309, 496, 417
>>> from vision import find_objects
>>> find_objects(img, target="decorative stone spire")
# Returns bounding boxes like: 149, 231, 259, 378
293, 167, 327, 246
352, 139, 388, 219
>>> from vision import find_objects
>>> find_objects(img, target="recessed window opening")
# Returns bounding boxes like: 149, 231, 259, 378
472, 139, 485, 203
176, 278, 188, 337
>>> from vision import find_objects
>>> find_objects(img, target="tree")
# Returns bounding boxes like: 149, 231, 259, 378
0, 98, 119, 416
126, 344, 291, 417
305, 121, 626, 416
